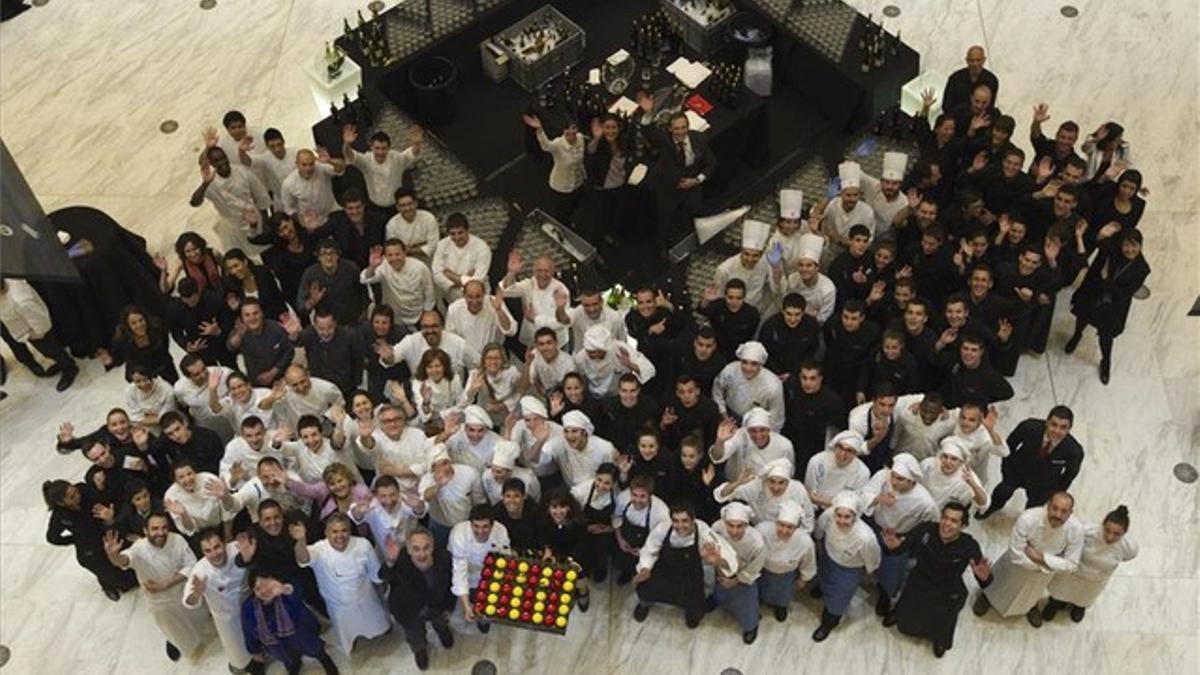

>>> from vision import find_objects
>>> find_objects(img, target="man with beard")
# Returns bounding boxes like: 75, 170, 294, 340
860, 152, 910, 240
104, 512, 212, 662
183, 528, 254, 673
446, 279, 517, 355
384, 528, 456, 670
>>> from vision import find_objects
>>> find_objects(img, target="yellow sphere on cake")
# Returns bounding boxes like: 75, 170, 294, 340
555, 616, 567, 628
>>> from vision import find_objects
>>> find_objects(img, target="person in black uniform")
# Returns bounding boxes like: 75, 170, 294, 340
822, 300, 881, 406
699, 279, 760, 363
659, 375, 721, 452
882, 502, 993, 657
384, 528, 455, 670
978, 406, 1083, 519
939, 334, 1013, 408
856, 329, 923, 404
782, 362, 846, 471
492, 478, 539, 552
632, 501, 735, 628
665, 435, 721, 525
43, 479, 138, 601
537, 489, 590, 610
574, 463, 618, 584
612, 474, 664, 585
602, 374, 659, 456
166, 277, 238, 369
942, 46, 999, 113
760, 294, 820, 378
149, 411, 226, 477
671, 328, 726, 397
1064, 229, 1150, 384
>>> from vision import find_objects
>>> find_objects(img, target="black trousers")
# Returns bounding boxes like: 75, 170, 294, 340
987, 476, 1052, 512
1, 324, 76, 373
400, 610, 449, 652
654, 186, 702, 252
77, 549, 138, 593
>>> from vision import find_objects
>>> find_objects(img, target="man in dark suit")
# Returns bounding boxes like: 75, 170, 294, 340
942, 45, 999, 113
977, 406, 1083, 518
385, 528, 455, 670
638, 96, 716, 257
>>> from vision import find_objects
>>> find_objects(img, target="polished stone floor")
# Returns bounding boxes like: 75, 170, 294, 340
0, 0, 1196, 673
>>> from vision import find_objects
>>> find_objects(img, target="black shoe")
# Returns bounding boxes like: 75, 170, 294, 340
742, 627, 758, 644
933, 644, 946, 658
1070, 606, 1086, 623
103, 586, 121, 602
811, 624, 834, 642
773, 606, 788, 622
685, 614, 701, 629
414, 649, 430, 670
882, 612, 897, 627
874, 591, 892, 616
633, 604, 650, 622
972, 594, 990, 617
1026, 606, 1043, 628
166, 642, 181, 661
56, 367, 78, 392
577, 592, 590, 613
808, 585, 823, 599
39, 363, 60, 377
616, 570, 633, 586
1099, 360, 1110, 385
476, 620, 490, 634
316, 651, 339, 675
1042, 600, 1062, 622
434, 623, 454, 648
1064, 332, 1082, 354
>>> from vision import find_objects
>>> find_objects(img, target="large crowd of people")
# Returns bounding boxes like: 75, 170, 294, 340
8, 44, 1150, 673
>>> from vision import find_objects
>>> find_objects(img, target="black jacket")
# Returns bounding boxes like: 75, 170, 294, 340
385, 549, 455, 623
1001, 418, 1084, 498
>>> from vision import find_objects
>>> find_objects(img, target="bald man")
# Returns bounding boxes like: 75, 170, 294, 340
279, 148, 345, 230
943, 45, 1000, 113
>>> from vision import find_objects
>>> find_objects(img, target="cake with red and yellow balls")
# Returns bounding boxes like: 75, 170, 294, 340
471, 554, 581, 634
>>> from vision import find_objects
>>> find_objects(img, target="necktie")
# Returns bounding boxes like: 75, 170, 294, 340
1038, 440, 1052, 458
677, 140, 688, 167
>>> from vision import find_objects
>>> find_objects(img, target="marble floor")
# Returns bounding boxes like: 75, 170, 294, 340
1, 0, 1197, 673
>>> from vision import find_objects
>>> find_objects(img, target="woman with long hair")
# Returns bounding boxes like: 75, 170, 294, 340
260, 213, 316, 316
460, 342, 525, 427
156, 231, 225, 296
222, 248, 290, 321
43, 478, 138, 601
99, 304, 178, 383
393, 348, 462, 431
537, 488, 591, 610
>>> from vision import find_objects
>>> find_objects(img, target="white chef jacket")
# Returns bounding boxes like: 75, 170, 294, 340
1046, 524, 1137, 607
125, 378, 178, 427
529, 350, 575, 393
445, 428, 500, 473
449, 520, 511, 596
302, 537, 390, 654
756, 521, 818, 579
860, 172, 906, 240
215, 387, 277, 430
510, 418, 563, 477
712, 363, 785, 431
174, 367, 235, 439
232, 472, 310, 517
432, 234, 493, 300
824, 197, 876, 240
713, 253, 770, 309
814, 509, 881, 571
204, 166, 271, 252
857, 469, 939, 533
984, 506, 1084, 616
637, 520, 738, 575
164, 472, 235, 535
0, 279, 52, 340
482, 465, 541, 504
712, 520, 768, 584
281, 438, 361, 484
502, 276, 570, 346
848, 400, 894, 445
540, 434, 616, 488
460, 366, 523, 417
714, 478, 814, 532
351, 498, 425, 561
182, 542, 251, 668
350, 146, 417, 208
388, 330, 480, 377
771, 271, 837, 324
245, 146, 297, 209
535, 128, 586, 193
418, 463, 485, 526
122, 534, 211, 654
220, 436, 287, 488
570, 478, 615, 511
361, 258, 436, 327
710, 427, 794, 480
766, 229, 806, 273
280, 163, 339, 224
385, 209, 440, 258
611, 491, 670, 530
566, 304, 628, 352
804, 451, 870, 503
892, 394, 958, 460
919, 457, 983, 510
572, 343, 656, 396
370, 427, 432, 488
445, 298, 516, 355
279, 378, 344, 430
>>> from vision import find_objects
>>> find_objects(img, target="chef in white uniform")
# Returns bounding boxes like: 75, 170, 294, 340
858, 453, 938, 615
385, 191, 441, 259
174, 360, 235, 442
1043, 504, 1137, 623
445, 279, 517, 354
183, 530, 252, 672
444, 405, 502, 473
713, 219, 772, 310
104, 513, 212, 661
349, 474, 426, 562
283, 414, 361, 484
709, 408, 794, 482
710, 502, 769, 644
892, 392, 958, 460
715, 457, 814, 530
767, 188, 809, 270
450, 504, 512, 630
419, 445, 486, 548
769, 232, 837, 325
361, 403, 432, 490
536, 410, 617, 488
509, 396, 564, 482
817, 161, 876, 265
279, 150, 342, 228
920, 437, 989, 510
500, 253, 571, 346
565, 289, 628, 352
359, 239, 437, 327
573, 324, 656, 396
951, 401, 1007, 485
811, 491, 881, 641
711, 341, 785, 430
431, 214, 493, 303
481, 440, 541, 504
860, 151, 909, 240
755, 500, 818, 621
163, 461, 237, 538
294, 514, 391, 654
804, 430, 871, 510
974, 491, 1084, 626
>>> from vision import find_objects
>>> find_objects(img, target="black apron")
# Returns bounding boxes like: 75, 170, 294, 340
636, 526, 705, 621
577, 483, 615, 573
614, 501, 652, 573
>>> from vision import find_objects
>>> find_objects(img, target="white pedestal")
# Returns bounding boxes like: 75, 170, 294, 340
900, 69, 947, 123
304, 53, 363, 118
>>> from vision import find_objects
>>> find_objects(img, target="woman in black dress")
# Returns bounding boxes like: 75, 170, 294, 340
260, 213, 315, 320
43, 479, 138, 601
537, 488, 591, 610
549, 372, 607, 435
1086, 169, 1146, 250
882, 502, 992, 658
664, 434, 720, 524
1065, 228, 1150, 384
222, 248, 291, 321
99, 304, 178, 383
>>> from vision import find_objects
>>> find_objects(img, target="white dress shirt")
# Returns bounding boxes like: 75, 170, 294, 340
431, 234, 493, 300
385, 209, 440, 258
360, 259, 436, 326
449, 520, 511, 596
350, 147, 417, 208
756, 521, 818, 578
535, 128, 586, 193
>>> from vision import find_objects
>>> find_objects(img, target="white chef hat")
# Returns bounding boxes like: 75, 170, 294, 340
938, 436, 969, 461
838, 161, 862, 190
583, 325, 612, 351
427, 443, 451, 469
779, 189, 804, 220
829, 430, 867, 455
532, 315, 558, 329
891, 453, 921, 481
882, 151, 909, 181
721, 501, 754, 524
759, 457, 794, 479
463, 405, 492, 429
491, 440, 519, 470
519, 395, 548, 418
797, 232, 825, 263
776, 500, 805, 526
742, 219, 771, 251
743, 407, 773, 430
831, 491, 859, 515
735, 340, 768, 364
562, 410, 594, 434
